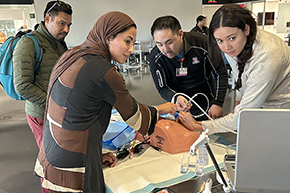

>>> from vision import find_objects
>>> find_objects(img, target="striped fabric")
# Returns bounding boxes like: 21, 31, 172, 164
34, 54, 158, 192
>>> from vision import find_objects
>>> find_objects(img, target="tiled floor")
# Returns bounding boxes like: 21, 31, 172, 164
0, 89, 41, 192
0, 66, 234, 193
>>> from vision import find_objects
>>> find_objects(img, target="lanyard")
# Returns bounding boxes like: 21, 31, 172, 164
176, 57, 187, 77
180, 57, 185, 68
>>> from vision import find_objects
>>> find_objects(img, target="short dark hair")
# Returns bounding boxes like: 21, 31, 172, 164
44, 1, 73, 20
34, 23, 39, 31
150, 15, 181, 37
196, 15, 206, 24
15, 29, 32, 38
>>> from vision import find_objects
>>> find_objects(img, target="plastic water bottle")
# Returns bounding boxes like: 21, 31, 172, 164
198, 145, 209, 166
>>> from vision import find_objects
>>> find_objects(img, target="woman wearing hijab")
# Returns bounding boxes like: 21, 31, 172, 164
34, 11, 176, 193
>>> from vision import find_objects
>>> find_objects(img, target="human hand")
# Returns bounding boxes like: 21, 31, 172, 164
103, 152, 117, 167
176, 96, 192, 111
156, 102, 177, 115
208, 105, 223, 119
136, 133, 151, 143
178, 111, 203, 131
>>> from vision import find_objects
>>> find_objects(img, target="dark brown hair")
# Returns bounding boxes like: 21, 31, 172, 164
208, 4, 257, 90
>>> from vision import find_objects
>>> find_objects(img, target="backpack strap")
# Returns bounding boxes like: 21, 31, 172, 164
23, 33, 43, 71
0, 37, 19, 66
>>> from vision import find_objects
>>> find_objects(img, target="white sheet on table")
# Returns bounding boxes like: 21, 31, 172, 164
104, 139, 227, 193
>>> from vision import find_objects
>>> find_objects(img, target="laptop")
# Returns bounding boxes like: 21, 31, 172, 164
225, 108, 290, 193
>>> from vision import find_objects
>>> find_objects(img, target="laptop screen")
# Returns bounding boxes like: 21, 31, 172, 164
234, 108, 290, 192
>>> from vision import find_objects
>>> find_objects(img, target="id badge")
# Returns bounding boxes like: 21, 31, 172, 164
176, 67, 188, 77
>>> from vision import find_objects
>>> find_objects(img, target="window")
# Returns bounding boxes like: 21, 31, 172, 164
257, 12, 275, 26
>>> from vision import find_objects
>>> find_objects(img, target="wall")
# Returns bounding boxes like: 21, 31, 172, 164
252, 1, 290, 40
0, 4, 36, 37
34, 0, 202, 48
202, 1, 289, 41
202, 4, 221, 26
202, 2, 253, 29
277, 2, 290, 33
252, 1, 279, 35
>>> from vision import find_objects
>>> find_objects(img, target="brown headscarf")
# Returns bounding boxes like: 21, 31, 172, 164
45, 11, 136, 119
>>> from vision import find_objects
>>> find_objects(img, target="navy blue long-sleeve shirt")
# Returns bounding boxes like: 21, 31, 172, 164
149, 32, 228, 107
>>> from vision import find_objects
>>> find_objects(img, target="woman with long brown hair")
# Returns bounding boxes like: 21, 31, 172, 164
179, 4, 290, 134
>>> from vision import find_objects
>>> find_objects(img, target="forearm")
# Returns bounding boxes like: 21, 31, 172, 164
188, 121, 203, 132
202, 113, 237, 135
213, 59, 228, 106
104, 68, 159, 136
149, 58, 175, 102
159, 87, 176, 102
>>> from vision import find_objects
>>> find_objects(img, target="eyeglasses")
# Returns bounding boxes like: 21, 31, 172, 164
46, 1, 71, 15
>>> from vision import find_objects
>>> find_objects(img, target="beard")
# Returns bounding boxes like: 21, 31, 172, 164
56, 32, 67, 41
58, 37, 65, 41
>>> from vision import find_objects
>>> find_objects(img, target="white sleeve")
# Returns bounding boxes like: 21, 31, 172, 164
203, 46, 281, 135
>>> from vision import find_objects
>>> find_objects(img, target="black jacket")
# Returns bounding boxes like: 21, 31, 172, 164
149, 32, 228, 107
190, 25, 209, 36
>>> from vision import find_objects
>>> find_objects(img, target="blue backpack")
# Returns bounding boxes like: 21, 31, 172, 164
0, 33, 43, 100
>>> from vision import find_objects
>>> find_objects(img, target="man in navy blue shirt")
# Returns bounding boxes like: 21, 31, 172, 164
149, 15, 228, 121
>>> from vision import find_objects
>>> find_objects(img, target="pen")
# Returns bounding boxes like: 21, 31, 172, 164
150, 145, 161, 152
129, 132, 138, 159
182, 100, 191, 111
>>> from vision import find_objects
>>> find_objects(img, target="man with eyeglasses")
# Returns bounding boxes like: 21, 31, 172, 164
12, 2, 72, 192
